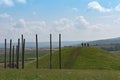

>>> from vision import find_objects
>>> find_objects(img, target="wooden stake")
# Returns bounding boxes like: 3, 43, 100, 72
4, 39, 7, 68
22, 39, 25, 69
16, 39, 20, 69
36, 34, 39, 69
16, 46, 18, 69
50, 34, 52, 69
9, 39, 12, 68
21, 35, 24, 69
59, 34, 62, 69
12, 46, 14, 68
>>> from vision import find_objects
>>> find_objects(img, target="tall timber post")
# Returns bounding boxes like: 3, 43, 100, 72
21, 34, 24, 69
9, 39, 12, 68
36, 34, 39, 69
16, 38, 20, 69
59, 34, 62, 69
4, 39, 7, 68
50, 34, 52, 69
12, 46, 14, 68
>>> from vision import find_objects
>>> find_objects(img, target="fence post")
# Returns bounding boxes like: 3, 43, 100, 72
4, 39, 7, 68
12, 46, 14, 68
50, 34, 52, 69
9, 39, 12, 68
16, 45, 18, 69
22, 39, 25, 69
16, 39, 20, 69
59, 34, 62, 69
21, 35, 24, 69
36, 34, 39, 69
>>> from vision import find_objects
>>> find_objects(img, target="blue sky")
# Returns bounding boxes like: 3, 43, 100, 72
0, 0, 120, 42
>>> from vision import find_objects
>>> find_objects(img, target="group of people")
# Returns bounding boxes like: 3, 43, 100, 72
81, 43, 90, 47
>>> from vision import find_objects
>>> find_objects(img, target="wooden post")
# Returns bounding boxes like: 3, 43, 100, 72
12, 46, 14, 68
59, 34, 62, 69
23, 39, 25, 68
36, 34, 39, 69
16, 45, 18, 69
9, 39, 12, 68
21, 34, 24, 69
4, 39, 7, 68
50, 34, 52, 69
22, 39, 25, 69
16, 39, 20, 69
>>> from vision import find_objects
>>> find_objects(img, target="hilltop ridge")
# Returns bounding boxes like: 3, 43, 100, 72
27, 47, 120, 70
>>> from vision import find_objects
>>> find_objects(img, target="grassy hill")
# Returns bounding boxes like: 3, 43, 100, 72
26, 47, 120, 70
2, 47, 120, 80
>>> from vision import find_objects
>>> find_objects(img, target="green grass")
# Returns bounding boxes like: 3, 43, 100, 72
26, 47, 120, 70
0, 69, 120, 80
0, 50, 48, 63
1, 47, 120, 80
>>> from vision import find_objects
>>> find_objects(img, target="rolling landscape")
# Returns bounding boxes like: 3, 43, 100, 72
0, 35, 120, 80
1, 46, 120, 80
1, 0, 120, 80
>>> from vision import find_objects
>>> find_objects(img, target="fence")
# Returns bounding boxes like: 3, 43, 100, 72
3, 34, 62, 69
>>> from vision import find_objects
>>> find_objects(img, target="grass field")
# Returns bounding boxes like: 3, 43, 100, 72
0, 49, 49, 63
26, 47, 120, 70
1, 47, 120, 80
0, 69, 120, 80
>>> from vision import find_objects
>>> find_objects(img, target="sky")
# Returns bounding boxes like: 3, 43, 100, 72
0, 0, 120, 42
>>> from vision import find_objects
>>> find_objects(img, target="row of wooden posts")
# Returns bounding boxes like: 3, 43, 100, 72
4, 34, 62, 69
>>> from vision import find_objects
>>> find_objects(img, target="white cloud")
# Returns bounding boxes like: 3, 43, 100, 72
17, 0, 26, 4
0, 13, 120, 42
0, 0, 14, 6
14, 18, 26, 28
0, 13, 50, 42
14, 19, 48, 34
76, 16, 89, 26
52, 16, 104, 33
115, 3, 120, 11
0, 12, 11, 18
52, 16, 110, 41
53, 18, 74, 32
88, 1, 111, 12
72, 8, 79, 12
0, 13, 14, 41
53, 16, 104, 32
33, 11, 37, 16
0, 0, 27, 7
0, 13, 13, 28
0, 13, 112, 42
11, 16, 94, 42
